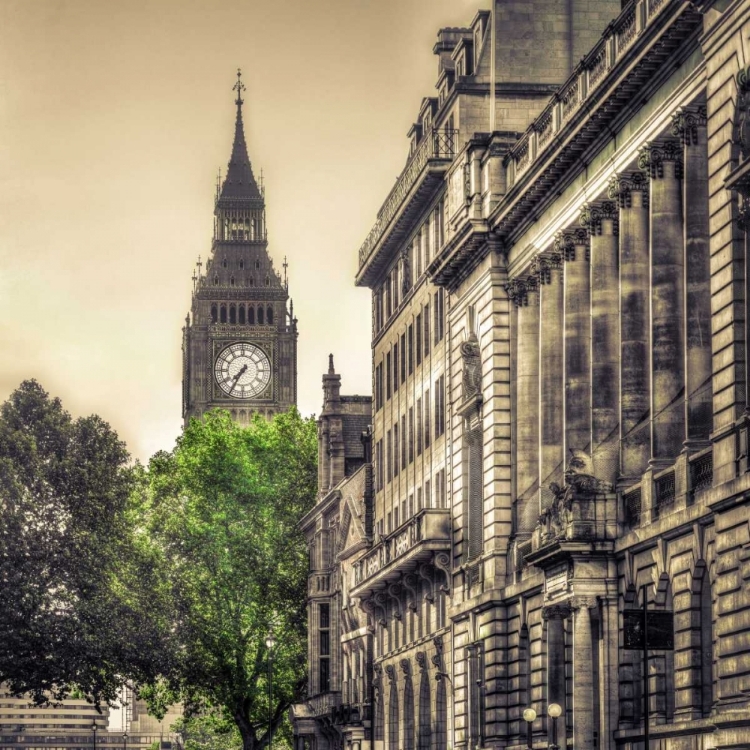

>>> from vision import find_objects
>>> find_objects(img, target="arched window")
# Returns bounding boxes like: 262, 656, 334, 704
210, 305, 218, 323
695, 563, 715, 716
519, 623, 531, 709
265, 275, 270, 287
239, 306, 246, 325
374, 682, 384, 741
258, 307, 265, 325
239, 259, 244, 270
418, 671, 431, 750
434, 678, 447, 750
403, 673, 415, 750
388, 678, 399, 750
230, 276, 235, 287
267, 306, 273, 324
248, 307, 255, 324
251, 218, 256, 240
220, 305, 227, 323
222, 258, 227, 268
255, 260, 260, 270
213, 276, 219, 286
229, 305, 236, 324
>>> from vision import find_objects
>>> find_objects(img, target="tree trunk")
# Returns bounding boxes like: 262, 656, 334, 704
234, 708, 258, 750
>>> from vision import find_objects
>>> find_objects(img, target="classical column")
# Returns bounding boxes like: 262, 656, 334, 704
508, 275, 540, 533
543, 604, 570, 744
609, 172, 651, 478
570, 597, 596, 750
535, 251, 564, 510
581, 202, 620, 484
558, 229, 592, 458
638, 141, 685, 465
673, 106, 712, 447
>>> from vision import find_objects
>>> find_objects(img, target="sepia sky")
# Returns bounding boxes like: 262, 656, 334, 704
0, 0, 487, 462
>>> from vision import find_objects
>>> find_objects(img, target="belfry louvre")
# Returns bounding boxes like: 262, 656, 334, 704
291, 2, 750, 750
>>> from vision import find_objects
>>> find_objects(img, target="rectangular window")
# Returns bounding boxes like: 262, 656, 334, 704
425, 479, 431, 509
386, 353, 392, 400
393, 270, 399, 309
385, 275, 392, 318
424, 302, 431, 358
408, 494, 414, 517
416, 313, 422, 366
393, 343, 399, 395
416, 236, 423, 278
400, 333, 406, 384
409, 407, 415, 464
434, 288, 445, 344
424, 218, 431, 268
401, 500, 407, 523
376, 439, 384, 489
408, 324, 414, 374
437, 468, 447, 508
425, 388, 431, 449
394, 505, 399, 528
387, 430, 392, 482
417, 487, 423, 511
435, 375, 445, 439
375, 362, 383, 411
393, 422, 399, 478
417, 398, 423, 456
401, 415, 407, 471
387, 511, 392, 533
319, 603, 330, 692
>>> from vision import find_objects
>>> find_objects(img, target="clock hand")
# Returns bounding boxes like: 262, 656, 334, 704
230, 364, 248, 392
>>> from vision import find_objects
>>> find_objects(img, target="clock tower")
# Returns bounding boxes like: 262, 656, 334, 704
182, 70, 298, 425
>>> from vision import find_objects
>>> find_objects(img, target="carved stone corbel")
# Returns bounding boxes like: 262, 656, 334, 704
400, 658, 411, 677
402, 573, 419, 612
433, 552, 451, 594
372, 591, 389, 627
418, 563, 435, 602
415, 651, 427, 672
359, 597, 379, 632
385, 664, 396, 683
386, 583, 403, 621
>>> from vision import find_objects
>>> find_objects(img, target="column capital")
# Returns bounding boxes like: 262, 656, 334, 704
542, 603, 572, 620
580, 201, 619, 236
638, 140, 683, 179
608, 171, 649, 209
569, 595, 598, 611
505, 275, 539, 307
531, 251, 562, 285
671, 105, 707, 147
554, 228, 589, 261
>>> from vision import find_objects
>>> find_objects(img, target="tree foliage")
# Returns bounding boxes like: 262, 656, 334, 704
135, 408, 317, 750
0, 380, 168, 708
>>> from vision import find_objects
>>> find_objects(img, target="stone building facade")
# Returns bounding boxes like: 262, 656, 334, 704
292, 2, 750, 750
182, 71, 297, 425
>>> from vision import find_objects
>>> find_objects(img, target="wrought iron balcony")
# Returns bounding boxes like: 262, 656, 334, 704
350, 508, 450, 595
356, 129, 458, 287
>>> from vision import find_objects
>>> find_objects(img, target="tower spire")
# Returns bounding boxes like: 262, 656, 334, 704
219, 68, 262, 202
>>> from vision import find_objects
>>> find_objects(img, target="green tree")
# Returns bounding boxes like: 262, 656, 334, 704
136, 408, 317, 750
0, 380, 168, 708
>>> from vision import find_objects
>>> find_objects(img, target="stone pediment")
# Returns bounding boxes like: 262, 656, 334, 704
337, 494, 370, 561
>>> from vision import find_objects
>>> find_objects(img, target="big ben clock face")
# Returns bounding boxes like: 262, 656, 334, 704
214, 343, 271, 399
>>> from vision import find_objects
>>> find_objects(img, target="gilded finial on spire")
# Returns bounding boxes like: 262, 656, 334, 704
233, 68, 245, 107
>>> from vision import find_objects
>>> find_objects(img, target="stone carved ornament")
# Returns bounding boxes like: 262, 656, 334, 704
461, 333, 481, 401
538, 450, 613, 543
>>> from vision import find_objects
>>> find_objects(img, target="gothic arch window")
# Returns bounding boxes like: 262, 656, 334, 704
249, 276, 254, 287
403, 673, 415, 750
230, 276, 235, 287
418, 671, 431, 750
267, 306, 273, 324
248, 307, 255, 325
210, 304, 218, 324
220, 305, 227, 324
222, 258, 227, 268
258, 307, 264, 325
388, 678, 399, 750
255, 260, 261, 270
265, 275, 270, 287
374, 682, 384, 741
251, 218, 256, 240
213, 276, 219, 286
229, 305, 236, 324
434, 678, 447, 750
239, 305, 246, 325
239, 259, 244, 270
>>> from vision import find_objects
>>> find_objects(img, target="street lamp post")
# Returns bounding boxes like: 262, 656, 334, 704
547, 703, 562, 750
265, 632, 276, 750
522, 708, 537, 750
91, 720, 98, 750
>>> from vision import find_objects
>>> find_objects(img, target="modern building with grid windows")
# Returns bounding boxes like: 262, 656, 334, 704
292, 2, 750, 750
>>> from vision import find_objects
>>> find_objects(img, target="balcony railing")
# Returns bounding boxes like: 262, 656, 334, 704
358, 129, 458, 271
506, 0, 675, 187
690, 450, 713, 500
352, 508, 450, 590
305, 692, 342, 718
653, 470, 676, 520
